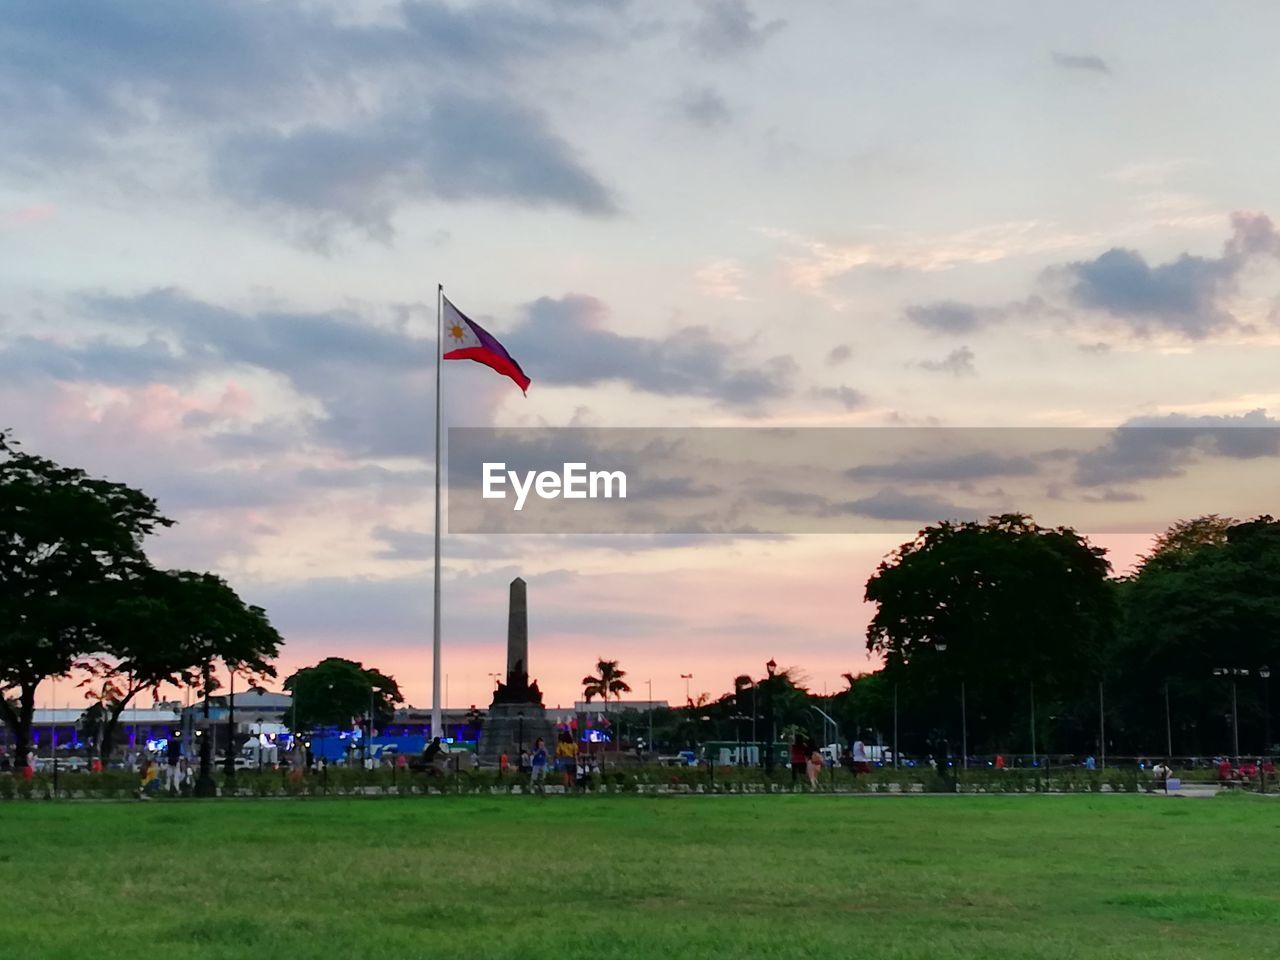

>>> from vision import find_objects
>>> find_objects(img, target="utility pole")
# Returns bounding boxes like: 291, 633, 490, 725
646, 679, 653, 756
1099, 681, 1106, 770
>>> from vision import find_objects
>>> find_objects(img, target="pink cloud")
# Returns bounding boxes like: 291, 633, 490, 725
5, 204, 54, 227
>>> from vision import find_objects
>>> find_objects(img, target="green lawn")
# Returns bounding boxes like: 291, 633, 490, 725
5, 794, 1278, 959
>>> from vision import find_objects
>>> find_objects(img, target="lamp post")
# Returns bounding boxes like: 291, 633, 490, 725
730, 712, 749, 766
893, 681, 899, 770
1099, 681, 1106, 770
933, 641, 966, 769
680, 673, 693, 707
194, 661, 216, 797
750, 680, 758, 762
645, 679, 654, 756
763, 659, 777, 775
1260, 666, 1272, 756
1212, 667, 1249, 764
367, 684, 375, 768
1029, 680, 1037, 768
223, 667, 236, 785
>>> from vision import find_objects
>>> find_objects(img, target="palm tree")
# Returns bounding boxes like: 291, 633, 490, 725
581, 658, 632, 711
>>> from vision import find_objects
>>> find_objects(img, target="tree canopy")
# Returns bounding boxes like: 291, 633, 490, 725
283, 657, 403, 733
864, 514, 1117, 755
0, 431, 282, 763
582, 659, 631, 706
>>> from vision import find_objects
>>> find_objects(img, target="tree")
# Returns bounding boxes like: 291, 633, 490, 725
1119, 515, 1280, 754
865, 514, 1117, 755
82, 569, 282, 760
581, 658, 631, 709
1139, 515, 1234, 573
283, 658, 403, 733
834, 670, 894, 748
0, 431, 171, 764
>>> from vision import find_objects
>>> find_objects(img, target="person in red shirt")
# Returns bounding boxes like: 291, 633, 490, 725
1217, 757, 1234, 782
498, 751, 509, 780
789, 735, 807, 785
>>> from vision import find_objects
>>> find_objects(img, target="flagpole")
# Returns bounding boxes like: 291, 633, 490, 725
432, 283, 443, 743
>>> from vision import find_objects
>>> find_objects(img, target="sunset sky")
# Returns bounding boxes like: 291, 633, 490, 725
5, 1, 1280, 710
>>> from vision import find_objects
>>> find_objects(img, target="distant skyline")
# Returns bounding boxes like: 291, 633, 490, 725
4, 1, 1279, 709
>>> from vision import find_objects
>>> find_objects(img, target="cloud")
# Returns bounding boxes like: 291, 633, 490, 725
839, 489, 983, 523
688, 0, 785, 58
0, 1, 623, 232
504, 294, 797, 408
826, 345, 852, 366
918, 346, 976, 376
694, 259, 748, 299
898, 214, 1280, 343
680, 86, 733, 128
812, 385, 866, 410
904, 302, 989, 334
1080, 488, 1143, 504
10, 287, 508, 459
846, 452, 1040, 484
1073, 409, 1280, 486
0, 333, 188, 384
296, 465, 432, 489
770, 220, 1100, 296
217, 94, 619, 242
1051, 52, 1111, 75
1055, 212, 1280, 339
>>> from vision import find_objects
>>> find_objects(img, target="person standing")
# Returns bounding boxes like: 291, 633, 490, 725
806, 745, 823, 789
852, 738, 871, 776
530, 738, 548, 791
166, 733, 183, 795
789, 734, 807, 785
498, 751, 509, 780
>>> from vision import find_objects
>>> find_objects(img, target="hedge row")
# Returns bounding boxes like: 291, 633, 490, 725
0, 765, 1199, 799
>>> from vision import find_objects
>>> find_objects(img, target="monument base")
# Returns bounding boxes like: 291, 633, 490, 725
479, 703, 558, 766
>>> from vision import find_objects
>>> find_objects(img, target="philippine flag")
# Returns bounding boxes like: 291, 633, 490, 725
442, 296, 531, 394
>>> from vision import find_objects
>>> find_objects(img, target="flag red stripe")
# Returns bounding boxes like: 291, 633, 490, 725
443, 346, 531, 393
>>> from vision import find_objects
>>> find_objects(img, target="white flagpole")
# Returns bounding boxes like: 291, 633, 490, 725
431, 283, 443, 742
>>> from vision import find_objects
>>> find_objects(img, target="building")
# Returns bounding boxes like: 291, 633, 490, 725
8, 707, 182, 756
572, 699, 670, 714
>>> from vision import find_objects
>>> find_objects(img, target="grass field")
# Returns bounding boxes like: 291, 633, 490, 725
5, 794, 1278, 959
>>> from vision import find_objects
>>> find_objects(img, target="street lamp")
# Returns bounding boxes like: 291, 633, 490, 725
892, 680, 898, 770
194, 661, 216, 797
1260, 666, 1272, 756
1212, 667, 1250, 763
645, 679, 654, 757
223, 667, 237, 784
933, 641, 966, 769
763, 659, 777, 775
680, 673, 693, 706
1029, 680, 1036, 768
730, 712, 749, 766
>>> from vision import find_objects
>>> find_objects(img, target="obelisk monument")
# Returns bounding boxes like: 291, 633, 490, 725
507, 577, 529, 688
480, 577, 555, 764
